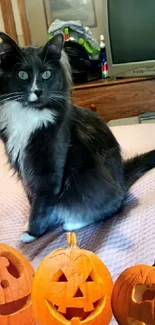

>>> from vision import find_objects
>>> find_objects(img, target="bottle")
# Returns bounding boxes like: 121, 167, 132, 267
100, 34, 108, 79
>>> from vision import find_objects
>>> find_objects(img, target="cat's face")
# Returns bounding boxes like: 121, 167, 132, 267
0, 32, 71, 109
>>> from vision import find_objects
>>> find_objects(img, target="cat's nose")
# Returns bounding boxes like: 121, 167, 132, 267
34, 89, 42, 98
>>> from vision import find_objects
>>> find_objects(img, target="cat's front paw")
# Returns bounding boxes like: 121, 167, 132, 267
20, 232, 37, 243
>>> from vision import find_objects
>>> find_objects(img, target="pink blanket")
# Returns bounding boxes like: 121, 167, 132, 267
1, 124, 155, 324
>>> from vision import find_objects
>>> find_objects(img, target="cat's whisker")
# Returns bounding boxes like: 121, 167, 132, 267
51, 92, 72, 103
48, 97, 67, 112
0, 96, 24, 104
0, 92, 25, 102
50, 90, 68, 94
1, 97, 21, 103
0, 94, 24, 100
50, 91, 69, 98
0, 92, 24, 99
49, 94, 70, 104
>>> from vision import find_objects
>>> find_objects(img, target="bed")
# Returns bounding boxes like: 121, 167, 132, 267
1, 123, 155, 324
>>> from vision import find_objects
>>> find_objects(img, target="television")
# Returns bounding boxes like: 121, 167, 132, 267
103, 0, 155, 78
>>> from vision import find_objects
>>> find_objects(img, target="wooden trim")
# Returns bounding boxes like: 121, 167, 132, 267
18, 0, 31, 45
0, 0, 17, 41
74, 77, 155, 90
43, 0, 52, 28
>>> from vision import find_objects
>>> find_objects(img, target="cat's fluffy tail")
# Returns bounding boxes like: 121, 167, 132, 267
124, 150, 155, 188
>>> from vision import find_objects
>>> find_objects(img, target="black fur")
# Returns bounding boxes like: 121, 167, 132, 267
0, 32, 155, 241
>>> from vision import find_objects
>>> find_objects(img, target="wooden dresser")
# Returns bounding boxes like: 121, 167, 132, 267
72, 77, 155, 122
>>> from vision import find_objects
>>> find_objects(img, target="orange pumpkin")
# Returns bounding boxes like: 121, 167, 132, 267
32, 232, 113, 325
112, 263, 155, 325
0, 243, 35, 325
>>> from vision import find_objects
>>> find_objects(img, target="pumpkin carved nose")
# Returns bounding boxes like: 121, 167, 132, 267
1, 280, 9, 288
74, 288, 83, 298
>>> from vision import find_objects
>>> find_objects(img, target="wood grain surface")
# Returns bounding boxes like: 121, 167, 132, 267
73, 78, 155, 121
18, 0, 31, 45
1, 0, 17, 41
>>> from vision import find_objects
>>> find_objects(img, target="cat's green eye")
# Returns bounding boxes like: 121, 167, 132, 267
42, 70, 52, 80
18, 71, 29, 80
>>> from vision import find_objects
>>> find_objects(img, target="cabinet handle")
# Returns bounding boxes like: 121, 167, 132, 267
88, 104, 97, 112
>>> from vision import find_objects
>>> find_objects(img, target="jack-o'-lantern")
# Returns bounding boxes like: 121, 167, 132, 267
112, 263, 155, 325
32, 232, 113, 325
0, 243, 35, 325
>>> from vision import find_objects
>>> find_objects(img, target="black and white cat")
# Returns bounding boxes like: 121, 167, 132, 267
0, 32, 155, 243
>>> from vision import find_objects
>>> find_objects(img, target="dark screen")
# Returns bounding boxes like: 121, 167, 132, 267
108, 0, 155, 64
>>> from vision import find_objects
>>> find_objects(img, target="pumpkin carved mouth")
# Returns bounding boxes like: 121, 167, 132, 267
46, 298, 103, 321
0, 294, 31, 315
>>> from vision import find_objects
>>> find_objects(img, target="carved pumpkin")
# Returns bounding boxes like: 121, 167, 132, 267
0, 243, 35, 325
32, 232, 113, 325
112, 263, 155, 325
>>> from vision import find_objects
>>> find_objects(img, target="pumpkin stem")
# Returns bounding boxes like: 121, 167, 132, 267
153, 261, 155, 267
66, 232, 79, 248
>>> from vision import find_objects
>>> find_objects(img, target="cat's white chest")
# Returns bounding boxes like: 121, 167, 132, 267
0, 101, 56, 165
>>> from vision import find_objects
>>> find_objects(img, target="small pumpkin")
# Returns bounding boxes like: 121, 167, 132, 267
112, 263, 155, 325
32, 232, 113, 325
0, 243, 35, 325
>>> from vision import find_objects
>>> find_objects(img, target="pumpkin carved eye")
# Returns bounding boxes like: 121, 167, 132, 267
57, 272, 68, 282
6, 257, 20, 279
0, 255, 20, 290
56, 271, 94, 284
86, 275, 93, 282
133, 284, 155, 302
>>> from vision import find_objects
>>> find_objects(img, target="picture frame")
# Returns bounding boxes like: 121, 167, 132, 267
44, 0, 97, 28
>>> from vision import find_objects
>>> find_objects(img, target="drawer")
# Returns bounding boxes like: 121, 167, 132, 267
72, 79, 155, 122
72, 86, 106, 119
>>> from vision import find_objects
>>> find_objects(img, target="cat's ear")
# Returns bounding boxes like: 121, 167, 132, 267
0, 32, 23, 69
40, 33, 64, 61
